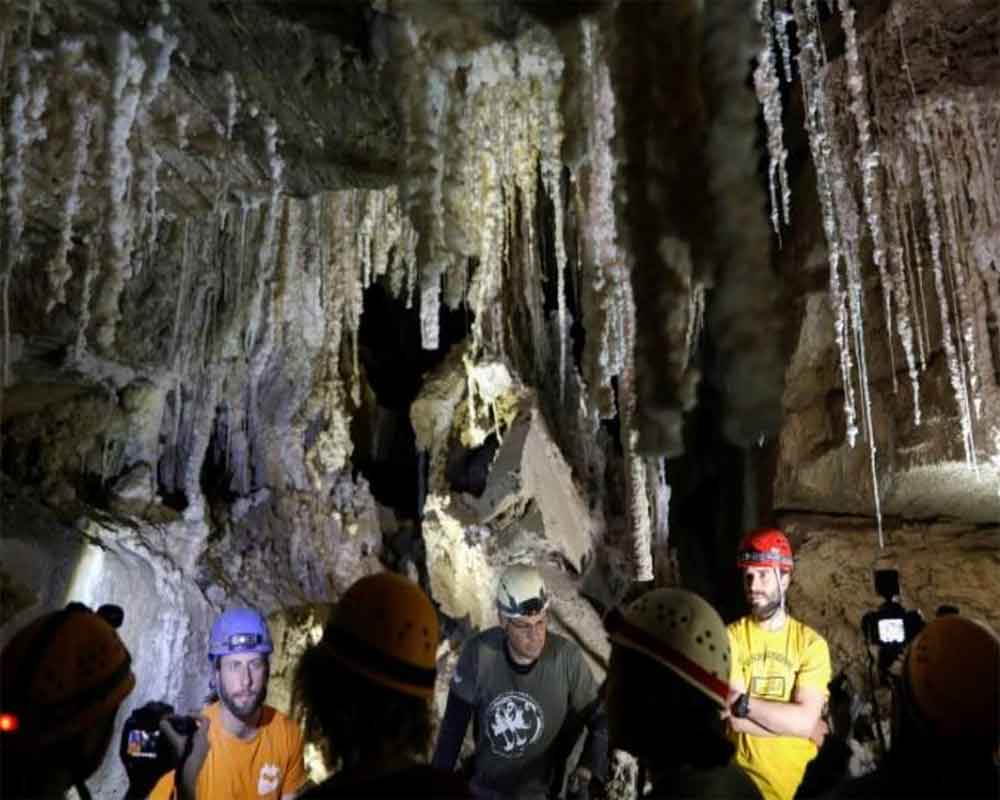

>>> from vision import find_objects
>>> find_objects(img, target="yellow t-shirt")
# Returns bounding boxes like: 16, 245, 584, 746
150, 702, 307, 800
727, 616, 831, 800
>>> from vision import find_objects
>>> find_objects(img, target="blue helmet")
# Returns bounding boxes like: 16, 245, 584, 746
208, 608, 273, 660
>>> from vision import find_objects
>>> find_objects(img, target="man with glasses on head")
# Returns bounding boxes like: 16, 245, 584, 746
150, 607, 307, 800
433, 564, 608, 800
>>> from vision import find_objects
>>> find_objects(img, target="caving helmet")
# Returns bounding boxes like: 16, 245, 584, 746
496, 563, 549, 619
737, 528, 794, 573
319, 572, 440, 699
208, 607, 273, 661
0, 602, 136, 748
604, 588, 731, 708
901, 615, 999, 743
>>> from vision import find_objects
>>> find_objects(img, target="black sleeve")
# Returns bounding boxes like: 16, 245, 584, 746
579, 695, 609, 784
431, 691, 475, 772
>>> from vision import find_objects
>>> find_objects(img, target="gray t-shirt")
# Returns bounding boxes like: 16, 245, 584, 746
450, 627, 600, 799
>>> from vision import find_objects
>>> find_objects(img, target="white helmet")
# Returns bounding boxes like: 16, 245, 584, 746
604, 588, 731, 708
496, 564, 549, 618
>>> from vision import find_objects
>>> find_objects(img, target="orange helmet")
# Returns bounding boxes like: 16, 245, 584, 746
0, 603, 135, 749
737, 528, 794, 572
902, 615, 999, 742
320, 573, 440, 699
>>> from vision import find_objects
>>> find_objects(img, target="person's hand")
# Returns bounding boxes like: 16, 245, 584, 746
120, 701, 177, 798
808, 717, 829, 748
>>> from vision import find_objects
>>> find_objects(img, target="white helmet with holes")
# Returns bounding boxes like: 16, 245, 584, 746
604, 588, 731, 708
496, 564, 549, 618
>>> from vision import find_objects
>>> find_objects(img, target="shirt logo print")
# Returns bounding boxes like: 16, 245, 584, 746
257, 762, 281, 796
485, 691, 544, 759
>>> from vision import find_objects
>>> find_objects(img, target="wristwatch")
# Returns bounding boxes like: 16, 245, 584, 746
731, 692, 750, 719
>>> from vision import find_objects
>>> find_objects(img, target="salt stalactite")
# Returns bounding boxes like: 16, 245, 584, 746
755, 0, 791, 234
589, 15, 655, 574
884, 174, 922, 425
791, 0, 887, 538
838, 0, 896, 396
617, 267, 653, 582
577, 20, 622, 419
274, 198, 303, 331
540, 125, 568, 403
792, 0, 859, 446
140, 24, 177, 115
936, 111, 984, 421
74, 235, 98, 361
304, 193, 356, 487
937, 110, 988, 418
171, 219, 192, 360
2, 56, 33, 388
48, 84, 94, 310
130, 23, 176, 273
903, 199, 932, 365
651, 457, 671, 584
344, 199, 365, 406
685, 284, 705, 368
830, 134, 885, 544
169, 219, 191, 477
397, 28, 451, 351
915, 125, 977, 467
224, 71, 238, 140
2, 50, 48, 385
95, 31, 146, 351
247, 116, 286, 349
964, 101, 1000, 232
773, 3, 795, 84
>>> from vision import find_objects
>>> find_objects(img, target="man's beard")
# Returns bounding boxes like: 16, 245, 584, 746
219, 681, 266, 722
750, 591, 783, 622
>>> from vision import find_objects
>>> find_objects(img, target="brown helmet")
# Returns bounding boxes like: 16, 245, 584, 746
1, 603, 135, 748
902, 615, 999, 742
320, 573, 440, 699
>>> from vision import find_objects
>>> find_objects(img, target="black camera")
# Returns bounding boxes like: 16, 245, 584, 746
122, 702, 197, 762
860, 569, 923, 679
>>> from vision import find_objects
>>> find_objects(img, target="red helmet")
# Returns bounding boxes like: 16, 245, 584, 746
737, 528, 794, 572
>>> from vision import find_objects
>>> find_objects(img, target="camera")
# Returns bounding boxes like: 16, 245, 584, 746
122, 702, 197, 763
860, 569, 923, 679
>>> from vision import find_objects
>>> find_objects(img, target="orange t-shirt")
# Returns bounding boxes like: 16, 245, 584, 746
150, 703, 307, 800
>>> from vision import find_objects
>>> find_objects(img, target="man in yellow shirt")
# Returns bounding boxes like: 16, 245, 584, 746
151, 607, 307, 800
721, 528, 831, 800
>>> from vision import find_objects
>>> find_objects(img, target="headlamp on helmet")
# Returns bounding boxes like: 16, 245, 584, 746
208, 608, 273, 660
737, 528, 794, 573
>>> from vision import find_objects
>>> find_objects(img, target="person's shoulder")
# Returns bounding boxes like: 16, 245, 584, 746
546, 631, 582, 662
201, 701, 222, 725
789, 615, 829, 646
727, 616, 751, 637
464, 626, 504, 652
261, 705, 303, 739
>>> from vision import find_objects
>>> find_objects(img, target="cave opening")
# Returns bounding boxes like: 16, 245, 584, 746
353, 279, 472, 519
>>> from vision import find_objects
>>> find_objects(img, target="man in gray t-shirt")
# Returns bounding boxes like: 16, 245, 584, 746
432, 564, 608, 800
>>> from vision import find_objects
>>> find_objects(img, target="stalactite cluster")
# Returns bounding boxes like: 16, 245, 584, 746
761, 0, 1000, 534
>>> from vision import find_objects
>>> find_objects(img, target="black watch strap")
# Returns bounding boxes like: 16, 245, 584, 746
732, 692, 750, 719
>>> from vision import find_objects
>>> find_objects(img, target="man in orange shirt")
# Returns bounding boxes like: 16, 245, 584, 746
151, 607, 307, 800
